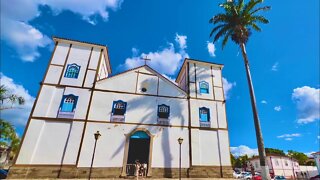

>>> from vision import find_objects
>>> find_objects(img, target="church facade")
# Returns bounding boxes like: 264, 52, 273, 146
9, 37, 232, 178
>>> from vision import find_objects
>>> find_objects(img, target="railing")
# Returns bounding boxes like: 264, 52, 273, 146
57, 111, 75, 119
126, 163, 148, 176
111, 115, 125, 122
200, 121, 211, 128
158, 118, 169, 125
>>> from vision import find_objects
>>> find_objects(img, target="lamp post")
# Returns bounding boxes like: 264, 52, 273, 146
89, 131, 101, 180
177, 137, 183, 180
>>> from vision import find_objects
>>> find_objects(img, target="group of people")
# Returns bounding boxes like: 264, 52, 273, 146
135, 160, 147, 178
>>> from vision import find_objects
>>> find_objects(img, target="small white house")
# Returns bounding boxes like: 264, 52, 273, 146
248, 154, 317, 179
9, 37, 233, 179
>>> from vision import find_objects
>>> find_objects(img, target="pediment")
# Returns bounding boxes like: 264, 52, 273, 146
95, 66, 187, 98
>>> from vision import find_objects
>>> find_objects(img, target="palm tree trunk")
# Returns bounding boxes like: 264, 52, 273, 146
240, 43, 271, 180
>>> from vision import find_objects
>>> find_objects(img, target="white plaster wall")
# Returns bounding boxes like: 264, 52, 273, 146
78, 122, 189, 168
137, 73, 158, 95
60, 45, 91, 87
217, 102, 227, 128
190, 99, 218, 128
16, 120, 44, 164
212, 68, 222, 87
199, 130, 220, 165
191, 129, 200, 165
33, 85, 64, 117
44, 65, 63, 84
218, 130, 231, 166
88, 48, 101, 70
64, 87, 91, 119
31, 121, 72, 164
214, 87, 224, 101
61, 121, 84, 164
96, 70, 137, 92
51, 43, 70, 65
97, 54, 108, 80
195, 64, 214, 100
89, 91, 188, 126
158, 77, 186, 97
84, 70, 96, 88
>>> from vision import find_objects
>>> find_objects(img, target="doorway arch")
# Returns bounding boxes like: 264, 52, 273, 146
121, 128, 154, 177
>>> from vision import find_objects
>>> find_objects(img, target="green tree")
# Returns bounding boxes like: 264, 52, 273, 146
209, 0, 270, 179
265, 148, 285, 156
231, 153, 236, 168
287, 150, 309, 165
0, 85, 25, 110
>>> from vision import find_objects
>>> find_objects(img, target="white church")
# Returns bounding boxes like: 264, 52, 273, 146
9, 37, 233, 178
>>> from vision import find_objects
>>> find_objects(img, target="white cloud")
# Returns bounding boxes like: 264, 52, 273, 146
175, 34, 187, 49
0, 0, 123, 61
207, 41, 216, 57
222, 78, 236, 100
230, 145, 258, 157
277, 133, 301, 141
121, 34, 189, 76
317, 136, 320, 139
274, 106, 281, 111
292, 86, 320, 124
1, 18, 51, 62
0, 73, 35, 126
271, 62, 279, 71
261, 100, 267, 104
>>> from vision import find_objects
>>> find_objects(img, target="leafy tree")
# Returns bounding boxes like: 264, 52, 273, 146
231, 153, 236, 168
209, 0, 270, 178
287, 150, 309, 165
265, 148, 285, 156
0, 85, 25, 110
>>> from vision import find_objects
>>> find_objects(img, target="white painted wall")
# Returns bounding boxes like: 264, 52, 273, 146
78, 122, 190, 168
51, 43, 70, 65
89, 91, 189, 127
60, 45, 91, 87
45, 65, 63, 84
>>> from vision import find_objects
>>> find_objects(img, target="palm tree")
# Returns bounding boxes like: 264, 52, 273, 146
0, 85, 25, 110
209, 0, 271, 179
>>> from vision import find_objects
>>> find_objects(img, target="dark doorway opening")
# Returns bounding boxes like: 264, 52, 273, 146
126, 131, 150, 176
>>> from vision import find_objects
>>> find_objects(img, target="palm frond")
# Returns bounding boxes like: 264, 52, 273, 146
213, 25, 231, 43
209, 14, 228, 24
209, 24, 226, 37
252, 15, 269, 24
222, 31, 233, 49
250, 6, 271, 15
242, 0, 263, 16
250, 23, 261, 32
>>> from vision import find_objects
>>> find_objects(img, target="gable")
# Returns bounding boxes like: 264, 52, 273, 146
95, 66, 187, 98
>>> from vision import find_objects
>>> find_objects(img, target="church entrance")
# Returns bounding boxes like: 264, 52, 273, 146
126, 131, 150, 176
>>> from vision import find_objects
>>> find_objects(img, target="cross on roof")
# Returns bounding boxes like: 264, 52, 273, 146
142, 56, 151, 65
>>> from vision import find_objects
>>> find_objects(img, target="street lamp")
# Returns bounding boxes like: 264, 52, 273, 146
177, 137, 183, 180
89, 131, 101, 180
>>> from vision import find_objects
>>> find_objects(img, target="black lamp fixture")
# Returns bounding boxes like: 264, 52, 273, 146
89, 131, 101, 180
178, 137, 183, 144
177, 137, 183, 180
94, 131, 101, 140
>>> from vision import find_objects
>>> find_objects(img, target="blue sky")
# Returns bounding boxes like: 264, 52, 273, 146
1, 0, 319, 156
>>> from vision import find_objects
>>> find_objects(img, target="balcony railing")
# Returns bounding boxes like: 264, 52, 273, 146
57, 110, 75, 119
111, 115, 125, 122
200, 121, 211, 128
157, 118, 169, 125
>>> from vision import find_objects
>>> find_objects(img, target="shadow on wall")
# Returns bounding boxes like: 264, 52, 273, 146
111, 78, 187, 177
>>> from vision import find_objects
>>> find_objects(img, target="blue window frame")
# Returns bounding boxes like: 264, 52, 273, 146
112, 100, 127, 115
64, 63, 81, 79
158, 104, 170, 119
199, 107, 210, 122
60, 94, 78, 112
199, 81, 209, 94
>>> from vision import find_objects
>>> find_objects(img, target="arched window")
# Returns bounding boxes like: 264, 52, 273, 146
199, 107, 210, 122
60, 94, 78, 112
199, 81, 209, 94
112, 100, 127, 115
158, 104, 170, 119
65, 63, 80, 79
